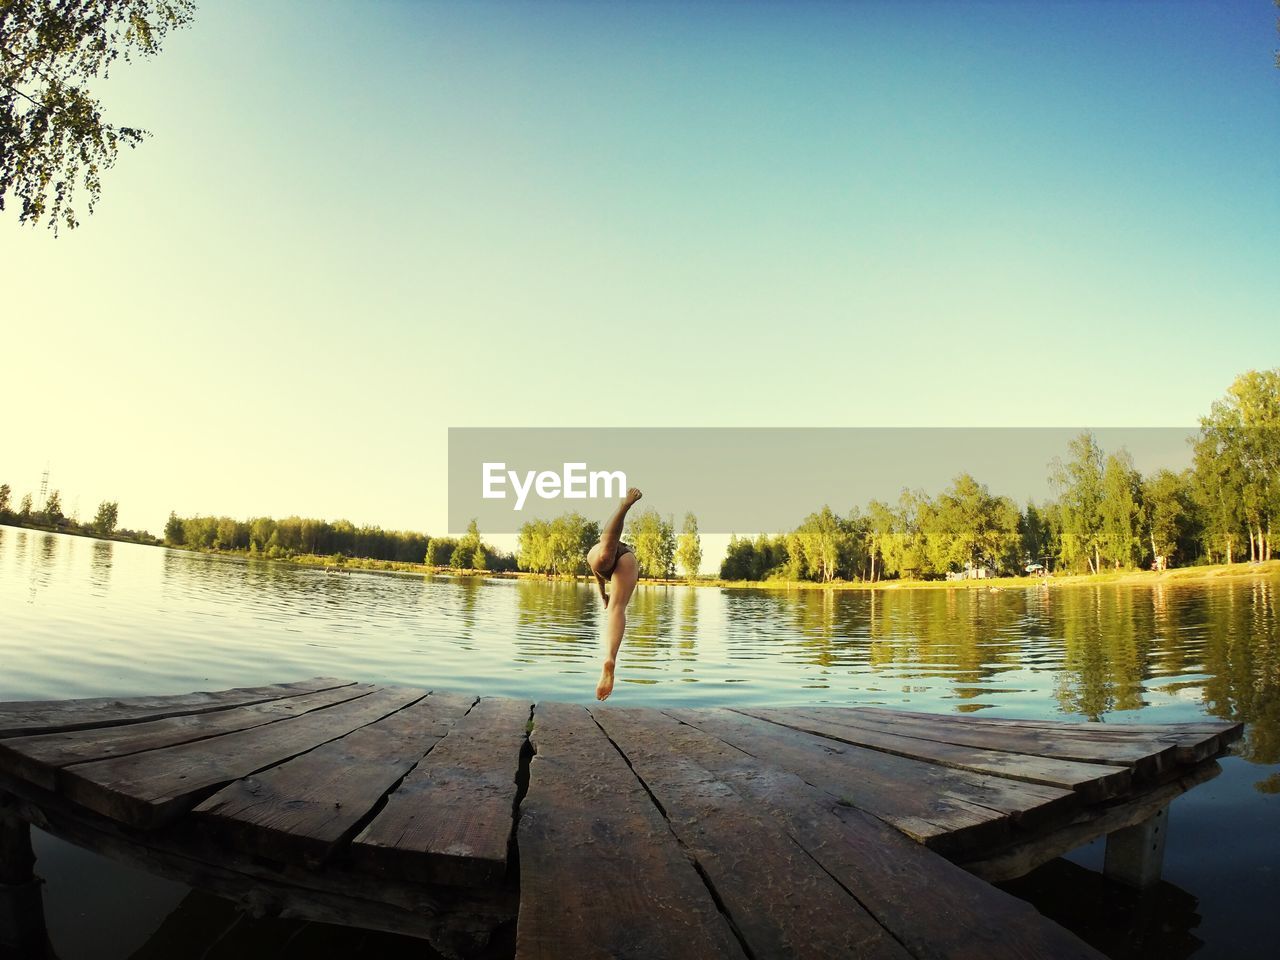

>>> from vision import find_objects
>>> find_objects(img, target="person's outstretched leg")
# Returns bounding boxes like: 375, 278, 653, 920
597, 487, 642, 557
597, 550, 638, 701
587, 486, 643, 604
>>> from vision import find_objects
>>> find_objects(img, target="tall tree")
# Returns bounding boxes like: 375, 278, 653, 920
676, 512, 702, 580
0, 483, 10, 516
928, 473, 1021, 575
93, 500, 118, 535
864, 499, 897, 582
43, 488, 63, 522
18, 493, 32, 518
164, 510, 184, 545
1, 0, 195, 232
1051, 433, 1106, 573
626, 509, 675, 579
791, 505, 858, 582
1194, 369, 1280, 562
1142, 469, 1193, 568
1099, 451, 1142, 568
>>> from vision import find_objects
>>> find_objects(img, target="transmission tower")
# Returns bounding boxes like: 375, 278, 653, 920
38, 466, 49, 510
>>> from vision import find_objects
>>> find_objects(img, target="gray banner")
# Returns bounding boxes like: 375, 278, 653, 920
448, 427, 1197, 534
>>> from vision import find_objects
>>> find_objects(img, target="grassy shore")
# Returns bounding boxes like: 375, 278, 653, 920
188, 545, 1280, 594
696, 558, 1280, 592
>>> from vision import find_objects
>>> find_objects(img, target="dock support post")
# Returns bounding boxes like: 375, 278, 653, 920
1103, 803, 1168, 890
1, 801, 49, 957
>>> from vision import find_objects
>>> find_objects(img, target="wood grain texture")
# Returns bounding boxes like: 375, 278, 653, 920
59, 687, 429, 828
741, 707, 1133, 802
796, 708, 1180, 776
194, 692, 477, 865
592, 708, 1103, 960
591, 708, 911, 960
0, 684, 381, 790
666, 708, 1076, 854
842, 707, 1239, 764
351, 696, 531, 886
515, 702, 747, 960
0, 678, 350, 738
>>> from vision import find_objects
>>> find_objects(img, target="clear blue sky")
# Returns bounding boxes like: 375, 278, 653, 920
2, 0, 1277, 538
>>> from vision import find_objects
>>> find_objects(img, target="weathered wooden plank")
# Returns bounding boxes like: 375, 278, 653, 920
843, 706, 1237, 763
0, 684, 382, 790
594, 709, 1103, 960
740, 708, 1133, 802
666, 708, 1076, 854
351, 696, 531, 886
515, 702, 747, 960
59, 687, 429, 828
591, 708, 911, 960
0, 678, 351, 738
800, 708, 1180, 777
848, 705, 1241, 735
194, 692, 478, 866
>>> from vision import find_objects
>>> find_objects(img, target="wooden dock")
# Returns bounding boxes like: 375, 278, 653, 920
0, 679, 1242, 959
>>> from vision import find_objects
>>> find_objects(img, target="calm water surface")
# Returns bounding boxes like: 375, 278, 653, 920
2, 529, 1277, 958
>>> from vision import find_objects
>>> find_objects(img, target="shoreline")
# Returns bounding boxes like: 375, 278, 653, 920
6, 521, 1277, 593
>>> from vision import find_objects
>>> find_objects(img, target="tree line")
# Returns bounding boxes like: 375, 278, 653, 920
516, 511, 702, 579
720, 369, 1277, 582
0, 486, 154, 543
4, 369, 1273, 583
160, 513, 518, 571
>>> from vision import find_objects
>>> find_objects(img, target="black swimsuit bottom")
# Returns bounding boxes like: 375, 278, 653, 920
598, 542, 634, 581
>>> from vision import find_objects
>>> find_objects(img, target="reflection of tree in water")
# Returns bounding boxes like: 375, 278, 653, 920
26, 532, 60, 601
88, 539, 113, 594
1200, 578, 1279, 768
512, 578, 597, 665
866, 590, 1029, 696
1053, 587, 1149, 719
624, 586, 679, 672
677, 588, 698, 661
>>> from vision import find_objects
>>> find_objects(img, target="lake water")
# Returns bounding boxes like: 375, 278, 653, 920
1, 528, 1277, 958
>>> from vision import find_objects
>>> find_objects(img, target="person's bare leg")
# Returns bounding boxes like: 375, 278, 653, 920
597, 487, 643, 561
597, 550, 638, 701
588, 487, 643, 609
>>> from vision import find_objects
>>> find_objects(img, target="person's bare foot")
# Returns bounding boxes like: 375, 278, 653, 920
596, 659, 616, 701
625, 487, 643, 506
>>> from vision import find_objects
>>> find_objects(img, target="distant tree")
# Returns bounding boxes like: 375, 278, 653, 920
1019, 502, 1054, 570
19, 493, 33, 518
0, 483, 10, 516
626, 509, 675, 579
456, 519, 485, 569
927, 473, 1022, 575
426, 537, 457, 566
1099, 451, 1142, 569
1051, 433, 1106, 573
43, 489, 63, 523
792, 505, 852, 582
864, 499, 896, 582
1195, 369, 1279, 563
449, 542, 474, 569
249, 516, 276, 553
164, 510, 184, 545
517, 513, 599, 575
1142, 469, 1194, 567
676, 513, 702, 579
1, 0, 195, 233
93, 500, 119, 535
